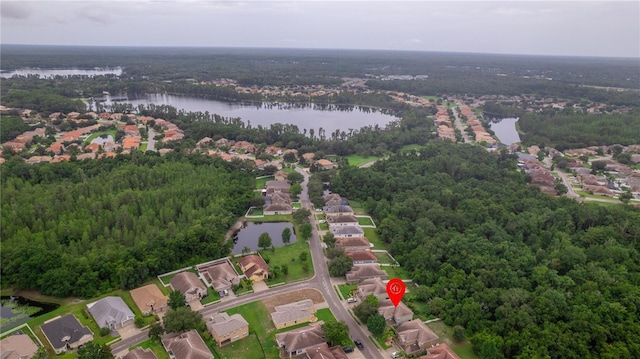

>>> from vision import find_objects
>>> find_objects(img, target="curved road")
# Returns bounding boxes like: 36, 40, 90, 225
113, 167, 385, 359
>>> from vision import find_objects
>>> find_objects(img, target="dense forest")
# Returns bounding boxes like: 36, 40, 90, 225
0, 154, 255, 297
331, 143, 640, 358
518, 109, 640, 150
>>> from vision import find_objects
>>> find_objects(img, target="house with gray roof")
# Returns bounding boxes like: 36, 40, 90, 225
356, 277, 388, 300
330, 226, 364, 238
327, 215, 359, 227
87, 296, 135, 329
323, 205, 354, 217
264, 203, 293, 215
270, 299, 316, 329
346, 265, 388, 283
275, 322, 327, 358
162, 330, 213, 359
40, 314, 93, 354
378, 299, 414, 325
207, 312, 249, 346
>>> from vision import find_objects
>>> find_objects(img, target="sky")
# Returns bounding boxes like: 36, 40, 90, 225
1, 0, 639, 58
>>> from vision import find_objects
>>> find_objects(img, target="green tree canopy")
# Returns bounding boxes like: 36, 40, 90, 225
163, 307, 205, 334
258, 232, 272, 250
168, 289, 186, 310
366, 313, 386, 336
322, 321, 350, 346
77, 342, 114, 359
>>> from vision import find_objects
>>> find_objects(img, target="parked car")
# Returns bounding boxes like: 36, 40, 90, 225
391, 351, 401, 358
342, 346, 354, 353
347, 297, 357, 303
354, 339, 364, 350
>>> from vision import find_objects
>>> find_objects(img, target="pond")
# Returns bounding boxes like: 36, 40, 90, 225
489, 117, 521, 145
0, 68, 122, 78
104, 94, 399, 135
231, 222, 297, 254
91, 134, 114, 145
0, 296, 59, 331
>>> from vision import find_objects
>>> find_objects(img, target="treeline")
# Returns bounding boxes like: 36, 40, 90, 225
518, 108, 640, 150
331, 143, 640, 358
0, 114, 30, 142
0, 154, 255, 297
2, 89, 87, 114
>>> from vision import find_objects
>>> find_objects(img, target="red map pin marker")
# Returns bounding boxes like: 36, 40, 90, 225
386, 278, 406, 307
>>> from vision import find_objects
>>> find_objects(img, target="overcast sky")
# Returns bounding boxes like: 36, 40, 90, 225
1, 0, 638, 58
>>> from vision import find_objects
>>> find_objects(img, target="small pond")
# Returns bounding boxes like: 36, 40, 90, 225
231, 222, 297, 254
489, 117, 521, 145
91, 134, 114, 145
0, 296, 59, 331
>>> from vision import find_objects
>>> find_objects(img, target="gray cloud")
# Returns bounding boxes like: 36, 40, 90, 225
1, 2, 32, 20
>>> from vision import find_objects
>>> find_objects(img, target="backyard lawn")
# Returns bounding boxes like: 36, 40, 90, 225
337, 284, 357, 300
255, 176, 273, 190
381, 266, 410, 280
357, 216, 375, 226
363, 228, 385, 249
130, 339, 170, 359
83, 130, 116, 146
427, 320, 479, 359
344, 154, 381, 167
261, 238, 313, 284
373, 251, 396, 265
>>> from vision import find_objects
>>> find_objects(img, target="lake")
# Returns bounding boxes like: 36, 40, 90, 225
106, 94, 398, 135
0, 296, 59, 331
0, 68, 122, 78
489, 117, 521, 145
232, 222, 296, 254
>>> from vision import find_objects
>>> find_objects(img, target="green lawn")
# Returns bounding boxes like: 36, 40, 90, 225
345, 154, 381, 167
248, 207, 264, 216
373, 251, 396, 265
214, 333, 266, 359
158, 268, 197, 286
400, 144, 423, 151
246, 214, 292, 223
282, 167, 297, 174
292, 202, 302, 209
427, 321, 479, 359
337, 284, 357, 300
201, 288, 221, 305
314, 213, 326, 221
224, 301, 280, 358
363, 228, 384, 249
381, 266, 411, 280
260, 237, 313, 284
315, 308, 336, 323
347, 200, 367, 215
357, 216, 374, 226
139, 143, 148, 152
318, 223, 329, 231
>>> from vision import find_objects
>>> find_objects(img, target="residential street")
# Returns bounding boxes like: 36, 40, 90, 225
112, 166, 385, 359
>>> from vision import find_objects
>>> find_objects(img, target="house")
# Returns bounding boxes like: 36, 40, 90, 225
275, 322, 327, 358
196, 137, 213, 148
40, 314, 94, 354
26, 156, 53, 164
378, 299, 414, 325
215, 138, 233, 148
46, 142, 64, 154
306, 344, 349, 359
330, 226, 365, 238
170, 272, 208, 302
419, 343, 461, 359
130, 284, 169, 315
396, 320, 439, 355
264, 203, 293, 215
265, 180, 291, 193
207, 312, 249, 346
162, 330, 214, 359
323, 193, 343, 207
238, 255, 269, 282
123, 347, 158, 359
0, 333, 39, 359
274, 170, 288, 182
356, 277, 388, 300
301, 153, 315, 163
347, 265, 388, 283
266, 191, 292, 205
265, 146, 282, 156
316, 159, 338, 170
123, 136, 141, 150
323, 205, 354, 217
197, 259, 240, 296
87, 296, 135, 329
327, 215, 359, 227
345, 250, 378, 265
232, 141, 256, 153
335, 237, 371, 251
270, 299, 316, 329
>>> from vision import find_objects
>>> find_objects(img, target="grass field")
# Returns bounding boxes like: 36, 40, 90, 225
131, 339, 171, 359
381, 266, 410, 280
373, 251, 396, 265
201, 288, 221, 305
255, 176, 273, 190
363, 228, 384, 249
260, 236, 313, 284
357, 216, 375, 226
223, 301, 279, 358
337, 284, 357, 300
427, 321, 479, 359
344, 154, 381, 167
347, 200, 367, 215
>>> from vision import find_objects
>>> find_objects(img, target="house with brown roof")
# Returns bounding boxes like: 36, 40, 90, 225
130, 284, 169, 315
46, 142, 65, 154
84, 143, 101, 153
275, 322, 327, 358
396, 320, 439, 355
238, 255, 269, 282
301, 152, 315, 163
196, 259, 240, 296
323, 193, 343, 207
170, 272, 207, 302
161, 330, 213, 359
40, 314, 94, 354
331, 226, 365, 239
265, 180, 291, 193
327, 215, 359, 227
0, 333, 39, 359
419, 343, 460, 359
207, 312, 249, 346
347, 265, 388, 284
306, 344, 348, 359
232, 141, 256, 153
52, 154, 72, 163
335, 237, 371, 251
323, 205, 354, 217
270, 299, 316, 329
378, 299, 414, 325
123, 347, 158, 359
356, 277, 388, 300
266, 191, 292, 205
26, 155, 53, 164
274, 170, 288, 182
316, 159, 338, 170
123, 136, 141, 150
264, 203, 293, 215
345, 250, 378, 265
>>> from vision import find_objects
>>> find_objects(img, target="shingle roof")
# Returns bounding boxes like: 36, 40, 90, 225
397, 320, 439, 350
323, 205, 354, 214
0, 334, 39, 359
327, 215, 358, 224
357, 278, 387, 297
335, 237, 370, 248
198, 261, 240, 292
330, 226, 364, 236
123, 347, 158, 359
264, 203, 293, 212
271, 299, 315, 325
130, 284, 168, 314
207, 312, 249, 337
378, 299, 414, 321
275, 322, 326, 353
347, 265, 388, 282
345, 250, 377, 262
87, 296, 135, 329
40, 315, 93, 351
162, 330, 213, 359
238, 255, 269, 278
170, 272, 205, 295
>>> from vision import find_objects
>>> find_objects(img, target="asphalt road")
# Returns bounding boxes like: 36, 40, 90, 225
112, 166, 385, 359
